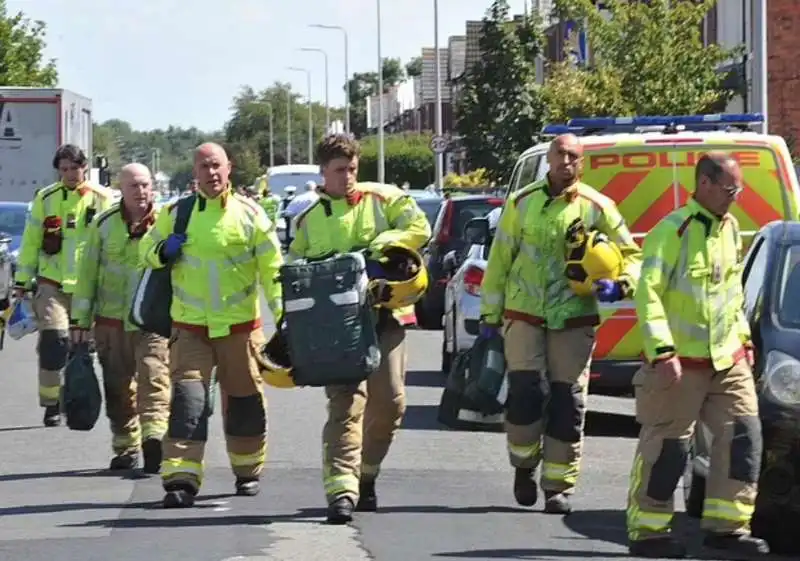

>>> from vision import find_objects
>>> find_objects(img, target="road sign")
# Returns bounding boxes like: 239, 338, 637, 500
430, 135, 448, 154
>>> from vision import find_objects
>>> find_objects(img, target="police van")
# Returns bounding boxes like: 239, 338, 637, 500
504, 113, 800, 394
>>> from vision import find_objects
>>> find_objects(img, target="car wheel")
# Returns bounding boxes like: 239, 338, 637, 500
683, 441, 706, 519
441, 310, 453, 374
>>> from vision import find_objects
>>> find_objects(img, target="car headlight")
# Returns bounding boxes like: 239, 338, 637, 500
762, 350, 800, 407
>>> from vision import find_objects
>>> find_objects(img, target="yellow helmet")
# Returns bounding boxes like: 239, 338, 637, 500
257, 328, 295, 389
368, 243, 429, 309
564, 219, 623, 297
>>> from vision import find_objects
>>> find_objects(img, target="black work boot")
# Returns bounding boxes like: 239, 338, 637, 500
513, 468, 538, 507
543, 491, 572, 515
163, 482, 197, 508
235, 477, 260, 497
141, 438, 163, 474
356, 479, 378, 512
702, 532, 769, 556
327, 496, 355, 524
629, 536, 687, 559
109, 452, 139, 471
43, 404, 61, 427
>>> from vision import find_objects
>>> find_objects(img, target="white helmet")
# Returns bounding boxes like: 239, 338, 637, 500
284, 186, 297, 195
304, 180, 317, 191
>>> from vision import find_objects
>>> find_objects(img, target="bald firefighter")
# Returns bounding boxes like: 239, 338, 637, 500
14, 144, 113, 426
627, 152, 769, 558
139, 143, 284, 508
480, 134, 641, 514
70, 163, 170, 473
289, 134, 431, 524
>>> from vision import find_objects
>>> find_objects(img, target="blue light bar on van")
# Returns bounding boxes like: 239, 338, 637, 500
541, 124, 578, 135
567, 113, 764, 129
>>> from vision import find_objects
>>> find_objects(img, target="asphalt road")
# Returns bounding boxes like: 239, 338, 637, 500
0, 313, 755, 560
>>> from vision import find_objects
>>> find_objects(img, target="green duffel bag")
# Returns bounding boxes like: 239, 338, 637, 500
438, 346, 504, 432
464, 335, 507, 415
62, 343, 102, 431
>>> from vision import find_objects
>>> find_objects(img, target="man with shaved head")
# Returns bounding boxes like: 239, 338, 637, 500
627, 152, 769, 558
140, 142, 284, 508
71, 162, 170, 473
480, 133, 641, 515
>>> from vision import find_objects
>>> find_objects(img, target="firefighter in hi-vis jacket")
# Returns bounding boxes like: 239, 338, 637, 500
627, 152, 769, 559
139, 143, 284, 509
288, 134, 431, 524
14, 144, 113, 427
480, 134, 641, 515
70, 163, 171, 474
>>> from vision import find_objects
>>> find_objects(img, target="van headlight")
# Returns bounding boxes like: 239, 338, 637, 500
762, 350, 800, 407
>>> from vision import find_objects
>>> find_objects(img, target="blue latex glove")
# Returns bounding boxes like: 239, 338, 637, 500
161, 233, 187, 262
365, 259, 386, 279
594, 279, 623, 303
478, 323, 500, 340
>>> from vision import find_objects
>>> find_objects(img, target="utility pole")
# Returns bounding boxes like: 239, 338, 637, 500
299, 47, 330, 132
309, 24, 350, 133
265, 101, 275, 168
286, 89, 292, 165
433, 0, 443, 191
752, 0, 768, 133
287, 66, 314, 164
376, 0, 385, 183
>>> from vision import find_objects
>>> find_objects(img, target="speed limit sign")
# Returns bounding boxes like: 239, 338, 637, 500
430, 135, 448, 154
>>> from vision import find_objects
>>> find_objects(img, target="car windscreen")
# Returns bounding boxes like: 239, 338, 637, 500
268, 173, 323, 198
0, 206, 28, 236
452, 199, 503, 238
776, 244, 800, 327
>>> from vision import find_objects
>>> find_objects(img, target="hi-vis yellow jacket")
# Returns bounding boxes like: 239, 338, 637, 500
70, 203, 156, 331
481, 179, 641, 329
636, 198, 750, 370
139, 188, 284, 338
16, 182, 113, 292
288, 182, 431, 325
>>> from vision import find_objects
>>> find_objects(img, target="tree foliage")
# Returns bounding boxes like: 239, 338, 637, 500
358, 133, 434, 187
0, 0, 58, 87
346, 58, 405, 137
405, 56, 423, 79
443, 168, 490, 189
224, 82, 343, 187
544, 0, 739, 121
455, 0, 546, 181
93, 120, 223, 191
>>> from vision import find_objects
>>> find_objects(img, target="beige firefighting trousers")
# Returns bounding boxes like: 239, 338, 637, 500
32, 282, 71, 406
627, 360, 762, 541
503, 320, 595, 494
93, 323, 170, 456
322, 317, 407, 504
161, 327, 268, 493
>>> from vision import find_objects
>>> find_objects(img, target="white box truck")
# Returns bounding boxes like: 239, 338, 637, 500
0, 88, 93, 203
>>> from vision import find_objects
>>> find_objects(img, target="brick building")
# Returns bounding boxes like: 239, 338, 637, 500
766, 0, 800, 148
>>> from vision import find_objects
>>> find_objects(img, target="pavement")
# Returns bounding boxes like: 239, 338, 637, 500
0, 314, 768, 561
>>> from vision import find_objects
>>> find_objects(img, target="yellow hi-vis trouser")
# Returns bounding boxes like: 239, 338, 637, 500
627, 360, 762, 541
322, 316, 407, 504
32, 282, 71, 407
162, 327, 268, 494
94, 322, 170, 456
502, 320, 595, 494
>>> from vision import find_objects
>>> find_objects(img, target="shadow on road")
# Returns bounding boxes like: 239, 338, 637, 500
433, 548, 630, 559
0, 425, 43, 433
0, 468, 134, 482
370, 504, 530, 515
405, 370, 445, 388
0, 494, 235, 516
584, 411, 640, 438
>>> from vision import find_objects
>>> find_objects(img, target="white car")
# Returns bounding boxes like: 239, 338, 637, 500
441, 207, 502, 373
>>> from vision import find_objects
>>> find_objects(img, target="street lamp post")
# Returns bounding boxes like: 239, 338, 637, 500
309, 24, 350, 134
376, 0, 385, 184
264, 101, 275, 168
286, 89, 292, 165
433, 0, 443, 191
299, 47, 330, 132
287, 66, 314, 165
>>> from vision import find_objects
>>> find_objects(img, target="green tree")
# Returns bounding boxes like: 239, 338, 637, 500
358, 133, 434, 187
0, 1, 57, 86
224, 82, 344, 186
346, 58, 405, 137
455, 0, 546, 180
405, 56, 423, 79
544, 0, 739, 121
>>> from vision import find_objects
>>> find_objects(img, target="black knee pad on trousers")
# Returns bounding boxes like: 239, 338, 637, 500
647, 438, 690, 501
168, 380, 210, 441
545, 381, 586, 443
505, 370, 548, 425
226, 394, 266, 438
730, 415, 763, 484
38, 329, 69, 371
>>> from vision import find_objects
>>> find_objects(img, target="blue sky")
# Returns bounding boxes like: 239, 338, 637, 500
8, 0, 531, 132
